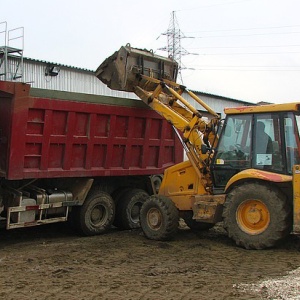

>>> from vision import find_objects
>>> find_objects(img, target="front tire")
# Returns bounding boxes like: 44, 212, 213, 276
76, 190, 115, 236
223, 182, 292, 249
140, 195, 179, 240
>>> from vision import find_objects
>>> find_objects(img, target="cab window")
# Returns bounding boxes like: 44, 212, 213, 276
253, 114, 282, 172
211, 115, 252, 188
285, 113, 300, 174
215, 114, 251, 168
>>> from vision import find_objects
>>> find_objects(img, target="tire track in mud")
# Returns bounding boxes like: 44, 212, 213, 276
0, 223, 300, 299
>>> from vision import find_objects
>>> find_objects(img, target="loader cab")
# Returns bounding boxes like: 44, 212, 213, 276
211, 107, 300, 190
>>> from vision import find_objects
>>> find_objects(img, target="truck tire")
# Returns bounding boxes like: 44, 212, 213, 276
114, 188, 149, 230
152, 175, 162, 194
140, 195, 179, 240
223, 182, 292, 249
181, 211, 214, 231
112, 187, 131, 228
77, 190, 115, 236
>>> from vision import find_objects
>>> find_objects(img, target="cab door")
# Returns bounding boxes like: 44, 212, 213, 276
211, 114, 252, 189
211, 112, 286, 191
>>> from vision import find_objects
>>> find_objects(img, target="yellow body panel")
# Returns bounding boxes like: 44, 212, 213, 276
293, 165, 300, 233
159, 160, 208, 210
225, 102, 300, 115
225, 169, 292, 192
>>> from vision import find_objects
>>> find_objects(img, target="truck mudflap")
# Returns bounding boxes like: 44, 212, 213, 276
96, 43, 178, 92
191, 194, 225, 223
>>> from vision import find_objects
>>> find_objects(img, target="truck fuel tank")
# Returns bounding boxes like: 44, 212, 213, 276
96, 43, 178, 92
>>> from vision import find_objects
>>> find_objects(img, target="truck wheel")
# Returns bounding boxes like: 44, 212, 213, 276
181, 211, 214, 231
112, 187, 131, 228
77, 190, 115, 236
223, 182, 292, 249
115, 188, 149, 230
152, 175, 162, 194
140, 195, 179, 240
148, 175, 163, 194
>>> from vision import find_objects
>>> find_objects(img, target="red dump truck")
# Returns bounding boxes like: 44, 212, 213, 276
0, 80, 182, 235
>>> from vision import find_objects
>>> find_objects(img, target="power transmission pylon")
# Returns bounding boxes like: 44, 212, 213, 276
158, 11, 192, 83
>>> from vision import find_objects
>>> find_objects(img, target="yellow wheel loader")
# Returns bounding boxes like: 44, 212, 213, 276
96, 44, 300, 249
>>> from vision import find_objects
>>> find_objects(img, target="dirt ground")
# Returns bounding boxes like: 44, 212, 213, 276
1, 221, 300, 300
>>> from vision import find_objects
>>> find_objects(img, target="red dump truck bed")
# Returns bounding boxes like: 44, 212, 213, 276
0, 81, 182, 180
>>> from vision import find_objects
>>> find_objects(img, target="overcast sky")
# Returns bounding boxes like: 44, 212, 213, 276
2, 0, 300, 104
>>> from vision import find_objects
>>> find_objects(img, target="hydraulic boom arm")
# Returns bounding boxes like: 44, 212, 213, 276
96, 44, 220, 192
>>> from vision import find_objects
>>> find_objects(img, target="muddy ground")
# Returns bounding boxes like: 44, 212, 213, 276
0, 221, 300, 300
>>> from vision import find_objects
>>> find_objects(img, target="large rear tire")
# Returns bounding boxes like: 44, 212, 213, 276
140, 195, 179, 240
223, 182, 292, 249
76, 190, 115, 236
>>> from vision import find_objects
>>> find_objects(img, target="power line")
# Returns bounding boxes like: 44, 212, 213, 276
193, 31, 300, 39
176, 0, 256, 11
184, 64, 300, 71
189, 44, 300, 49
195, 51, 300, 55
158, 6, 300, 86
186, 24, 300, 34
188, 68, 300, 72
195, 65, 300, 68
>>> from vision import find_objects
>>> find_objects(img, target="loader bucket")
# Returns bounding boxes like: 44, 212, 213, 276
96, 44, 178, 92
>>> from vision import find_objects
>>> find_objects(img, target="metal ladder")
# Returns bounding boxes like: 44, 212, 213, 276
0, 21, 24, 81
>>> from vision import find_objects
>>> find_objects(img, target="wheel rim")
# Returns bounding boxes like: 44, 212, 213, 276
130, 202, 142, 223
147, 207, 162, 231
237, 199, 270, 235
91, 204, 107, 226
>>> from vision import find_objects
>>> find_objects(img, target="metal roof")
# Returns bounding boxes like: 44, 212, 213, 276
23, 57, 94, 72
23, 57, 255, 106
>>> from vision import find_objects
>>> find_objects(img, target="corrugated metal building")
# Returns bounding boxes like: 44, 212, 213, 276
3, 57, 255, 117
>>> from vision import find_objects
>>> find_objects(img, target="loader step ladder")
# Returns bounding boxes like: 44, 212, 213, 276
0, 22, 24, 81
